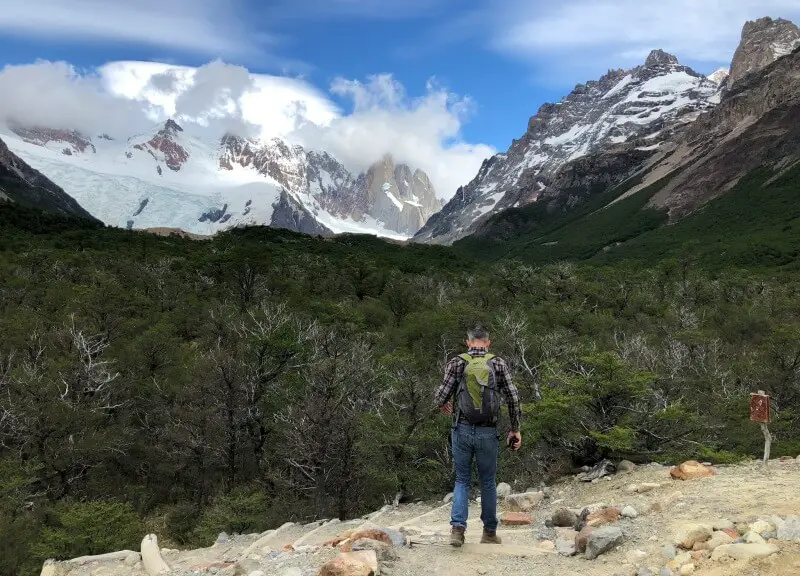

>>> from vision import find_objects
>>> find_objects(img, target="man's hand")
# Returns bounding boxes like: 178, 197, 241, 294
440, 402, 453, 416
507, 431, 522, 451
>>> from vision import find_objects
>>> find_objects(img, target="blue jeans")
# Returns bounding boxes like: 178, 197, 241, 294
450, 423, 499, 532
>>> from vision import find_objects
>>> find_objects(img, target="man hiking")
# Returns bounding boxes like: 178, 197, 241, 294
433, 325, 522, 547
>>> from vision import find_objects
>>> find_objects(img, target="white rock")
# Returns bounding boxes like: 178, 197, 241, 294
504, 491, 545, 512
711, 543, 780, 561
140, 535, 170, 576
745, 531, 766, 544
123, 553, 140, 567
622, 506, 639, 519
626, 550, 648, 565
674, 524, 713, 549
443, 492, 454, 504
496, 483, 512, 498
777, 515, 800, 541
679, 564, 695, 575
712, 519, 734, 531
749, 520, 774, 535
704, 531, 734, 551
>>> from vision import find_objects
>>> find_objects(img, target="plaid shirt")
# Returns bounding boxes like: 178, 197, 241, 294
433, 348, 522, 432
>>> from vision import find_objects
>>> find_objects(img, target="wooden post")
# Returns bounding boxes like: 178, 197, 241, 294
761, 423, 772, 465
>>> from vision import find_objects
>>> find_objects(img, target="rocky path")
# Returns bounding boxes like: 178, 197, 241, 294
40, 457, 800, 576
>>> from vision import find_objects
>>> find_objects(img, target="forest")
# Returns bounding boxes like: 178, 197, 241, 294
2, 183, 800, 575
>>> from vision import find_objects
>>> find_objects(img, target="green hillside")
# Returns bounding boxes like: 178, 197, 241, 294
457, 163, 800, 270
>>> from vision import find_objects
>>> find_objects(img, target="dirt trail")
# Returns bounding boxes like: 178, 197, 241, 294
41, 458, 800, 576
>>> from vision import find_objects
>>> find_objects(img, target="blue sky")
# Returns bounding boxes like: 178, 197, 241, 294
1, 0, 799, 197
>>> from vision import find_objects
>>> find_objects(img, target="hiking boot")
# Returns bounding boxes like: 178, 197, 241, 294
450, 526, 465, 547
480, 529, 502, 544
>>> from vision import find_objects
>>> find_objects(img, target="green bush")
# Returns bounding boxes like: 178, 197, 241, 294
29, 501, 143, 563
194, 488, 270, 545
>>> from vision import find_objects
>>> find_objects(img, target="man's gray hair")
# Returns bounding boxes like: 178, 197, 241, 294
467, 325, 489, 341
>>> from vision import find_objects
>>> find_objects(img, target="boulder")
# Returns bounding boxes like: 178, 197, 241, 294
669, 461, 715, 481
585, 526, 624, 559
500, 512, 533, 526
39, 561, 70, 576
777, 515, 800, 541
504, 491, 544, 512
618, 460, 636, 473
551, 508, 578, 527
496, 483, 512, 499
141, 534, 170, 576
674, 524, 713, 549
586, 507, 621, 527
710, 543, 780, 561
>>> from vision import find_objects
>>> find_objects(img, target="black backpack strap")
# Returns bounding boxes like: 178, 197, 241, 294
452, 354, 469, 429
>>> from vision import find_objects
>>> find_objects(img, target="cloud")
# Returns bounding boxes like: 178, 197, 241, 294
290, 74, 494, 199
0, 0, 267, 58
268, 0, 446, 20
0, 59, 491, 200
0, 61, 151, 136
490, 0, 800, 74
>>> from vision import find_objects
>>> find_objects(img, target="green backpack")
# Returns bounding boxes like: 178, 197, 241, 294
455, 353, 503, 426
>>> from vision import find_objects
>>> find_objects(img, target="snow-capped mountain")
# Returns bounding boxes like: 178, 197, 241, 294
2, 120, 441, 239
707, 68, 730, 85
0, 135, 97, 220
414, 49, 721, 244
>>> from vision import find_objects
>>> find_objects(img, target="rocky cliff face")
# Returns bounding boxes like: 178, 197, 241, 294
0, 136, 97, 220
728, 17, 800, 87
414, 50, 720, 244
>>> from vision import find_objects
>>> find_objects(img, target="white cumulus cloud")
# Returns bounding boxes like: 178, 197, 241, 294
0, 59, 491, 200
292, 74, 494, 199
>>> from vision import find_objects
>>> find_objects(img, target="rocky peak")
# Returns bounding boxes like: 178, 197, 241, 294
645, 49, 679, 68
728, 16, 800, 87
707, 68, 730, 85
9, 125, 96, 155
131, 120, 190, 173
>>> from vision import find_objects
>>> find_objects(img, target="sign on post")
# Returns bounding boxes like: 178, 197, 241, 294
750, 390, 772, 465
749, 391, 771, 423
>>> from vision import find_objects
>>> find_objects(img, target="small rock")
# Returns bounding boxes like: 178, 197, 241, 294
721, 528, 739, 539
587, 507, 621, 527
626, 550, 648, 565
678, 564, 695, 575
442, 492, 453, 504
551, 508, 578, 527
749, 520, 774, 535
504, 491, 544, 512
777, 515, 800, 541
501, 512, 533, 526
351, 538, 398, 562
673, 552, 692, 567
710, 543, 780, 561
637, 569, 654, 576
674, 524, 712, 549
669, 461, 715, 481
576, 526, 593, 553
662, 544, 677, 560
702, 530, 734, 551
660, 569, 673, 576
496, 483, 512, 499
123, 553, 140, 568
216, 532, 230, 545
585, 526, 624, 560
744, 531, 766, 545
538, 540, 556, 551
618, 460, 636, 473
712, 519, 734, 531
622, 506, 638, 519
763, 531, 776, 539
556, 535, 577, 557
